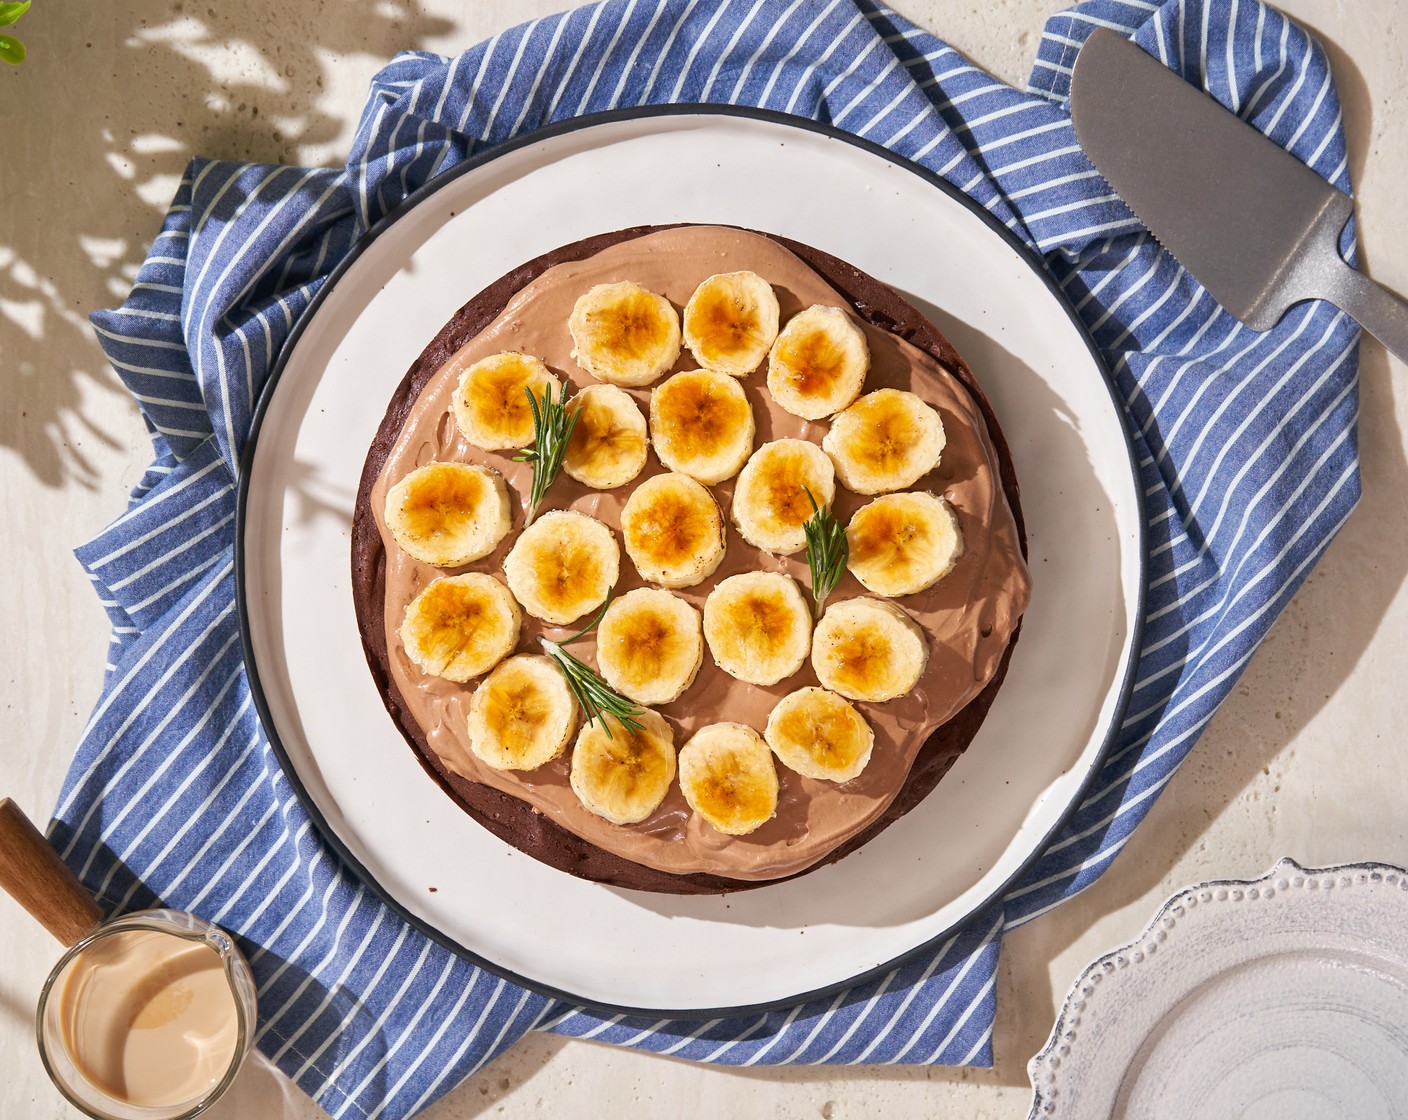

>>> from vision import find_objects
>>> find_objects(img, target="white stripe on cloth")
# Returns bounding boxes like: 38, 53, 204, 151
96, 708, 257, 901
886, 912, 1003, 1062
362, 974, 506, 1120
284, 923, 413, 1082
57, 583, 237, 839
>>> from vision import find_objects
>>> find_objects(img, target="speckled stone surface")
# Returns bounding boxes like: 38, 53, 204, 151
2, 3, 1405, 1117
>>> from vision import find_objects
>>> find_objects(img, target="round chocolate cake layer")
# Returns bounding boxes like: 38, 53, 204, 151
351, 225, 1026, 895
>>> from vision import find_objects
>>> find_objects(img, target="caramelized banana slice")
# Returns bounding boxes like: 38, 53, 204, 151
731, 438, 836, 555
596, 588, 704, 705
678, 722, 779, 836
569, 281, 681, 387
570, 708, 677, 825
766, 305, 869, 419
765, 686, 874, 782
620, 472, 727, 589
451, 352, 561, 451
682, 271, 780, 376
564, 384, 649, 490
468, 654, 578, 771
847, 491, 964, 597
823, 388, 946, 494
811, 598, 928, 702
384, 462, 512, 567
399, 573, 521, 683
649, 368, 756, 485
702, 571, 812, 686
502, 510, 620, 626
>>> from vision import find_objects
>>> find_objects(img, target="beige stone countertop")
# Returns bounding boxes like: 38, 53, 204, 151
2, 1, 1405, 1116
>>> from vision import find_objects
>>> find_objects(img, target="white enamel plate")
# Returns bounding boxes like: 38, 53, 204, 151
238, 108, 1144, 1015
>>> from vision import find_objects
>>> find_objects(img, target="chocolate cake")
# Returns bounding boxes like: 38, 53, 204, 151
352, 224, 1030, 894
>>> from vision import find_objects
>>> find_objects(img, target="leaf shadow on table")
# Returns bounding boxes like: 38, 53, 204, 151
0, 0, 453, 491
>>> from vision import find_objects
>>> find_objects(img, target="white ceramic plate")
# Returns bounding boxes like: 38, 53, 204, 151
238, 107, 1144, 1015
1029, 859, 1408, 1119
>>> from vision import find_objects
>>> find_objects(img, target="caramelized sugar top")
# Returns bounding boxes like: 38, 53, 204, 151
654, 372, 751, 461
402, 465, 487, 538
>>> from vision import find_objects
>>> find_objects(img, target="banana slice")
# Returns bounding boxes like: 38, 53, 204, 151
570, 708, 677, 825
467, 654, 578, 771
823, 388, 946, 494
765, 686, 875, 782
569, 281, 681, 387
731, 438, 837, 555
451, 352, 561, 451
596, 588, 704, 704
702, 571, 812, 686
564, 384, 649, 490
384, 462, 512, 568
620, 472, 727, 589
399, 572, 521, 683
678, 722, 779, 836
766, 305, 869, 419
682, 270, 781, 376
847, 491, 964, 597
502, 510, 620, 625
649, 369, 755, 484
811, 598, 929, 702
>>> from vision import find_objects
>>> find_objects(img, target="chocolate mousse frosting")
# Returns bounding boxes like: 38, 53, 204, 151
352, 225, 1031, 895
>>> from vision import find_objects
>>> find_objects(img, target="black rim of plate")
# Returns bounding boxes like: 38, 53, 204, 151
235, 102, 1149, 1020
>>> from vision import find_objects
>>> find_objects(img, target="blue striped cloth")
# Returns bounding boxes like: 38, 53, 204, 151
55, 1, 1359, 1116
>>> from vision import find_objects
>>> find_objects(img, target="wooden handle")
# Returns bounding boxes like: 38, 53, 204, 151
0, 798, 104, 946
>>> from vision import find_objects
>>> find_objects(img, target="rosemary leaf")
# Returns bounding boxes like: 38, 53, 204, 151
539, 596, 645, 739
514, 383, 579, 527
802, 487, 847, 622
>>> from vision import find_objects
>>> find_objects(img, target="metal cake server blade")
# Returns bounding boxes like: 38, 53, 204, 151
1069, 27, 1408, 364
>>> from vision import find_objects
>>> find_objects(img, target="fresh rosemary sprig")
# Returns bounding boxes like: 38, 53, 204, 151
539, 596, 645, 740
802, 487, 847, 621
514, 383, 579, 527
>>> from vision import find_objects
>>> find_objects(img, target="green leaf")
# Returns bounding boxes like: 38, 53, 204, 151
0, 33, 24, 64
513, 382, 578, 527
0, 2, 30, 28
802, 487, 847, 622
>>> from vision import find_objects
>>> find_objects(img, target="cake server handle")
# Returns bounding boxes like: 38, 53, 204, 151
1318, 252, 1408, 366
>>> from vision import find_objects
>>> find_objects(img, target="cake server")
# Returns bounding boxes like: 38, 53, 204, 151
1069, 27, 1408, 364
